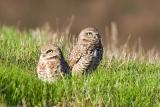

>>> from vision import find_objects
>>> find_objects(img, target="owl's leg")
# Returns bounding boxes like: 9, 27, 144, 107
71, 67, 84, 76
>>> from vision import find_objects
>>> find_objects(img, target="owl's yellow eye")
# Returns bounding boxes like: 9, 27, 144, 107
46, 49, 53, 54
86, 32, 92, 35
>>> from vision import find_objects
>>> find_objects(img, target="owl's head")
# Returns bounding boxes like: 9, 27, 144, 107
78, 27, 101, 44
40, 44, 62, 60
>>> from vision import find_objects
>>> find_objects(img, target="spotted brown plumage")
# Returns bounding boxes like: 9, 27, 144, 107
37, 44, 69, 82
68, 27, 103, 75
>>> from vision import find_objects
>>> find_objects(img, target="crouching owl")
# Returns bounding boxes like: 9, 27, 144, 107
37, 44, 69, 82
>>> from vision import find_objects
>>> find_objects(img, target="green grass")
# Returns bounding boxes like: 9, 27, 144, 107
0, 27, 159, 107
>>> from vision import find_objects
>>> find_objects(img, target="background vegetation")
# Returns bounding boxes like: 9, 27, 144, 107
0, 0, 160, 51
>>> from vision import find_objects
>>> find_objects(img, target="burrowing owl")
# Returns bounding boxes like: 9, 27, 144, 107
37, 44, 69, 82
68, 27, 103, 75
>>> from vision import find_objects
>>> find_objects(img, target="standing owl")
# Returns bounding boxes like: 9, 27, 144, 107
37, 44, 69, 82
68, 27, 103, 75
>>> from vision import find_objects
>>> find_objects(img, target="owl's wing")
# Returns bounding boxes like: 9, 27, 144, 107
96, 42, 103, 60
68, 45, 82, 68
91, 42, 103, 70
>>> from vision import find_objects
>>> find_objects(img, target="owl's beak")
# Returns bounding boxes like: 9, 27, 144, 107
42, 54, 46, 57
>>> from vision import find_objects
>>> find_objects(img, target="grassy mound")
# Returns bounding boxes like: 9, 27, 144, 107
0, 27, 159, 107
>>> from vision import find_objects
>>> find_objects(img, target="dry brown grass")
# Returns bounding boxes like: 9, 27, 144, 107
30, 21, 159, 63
